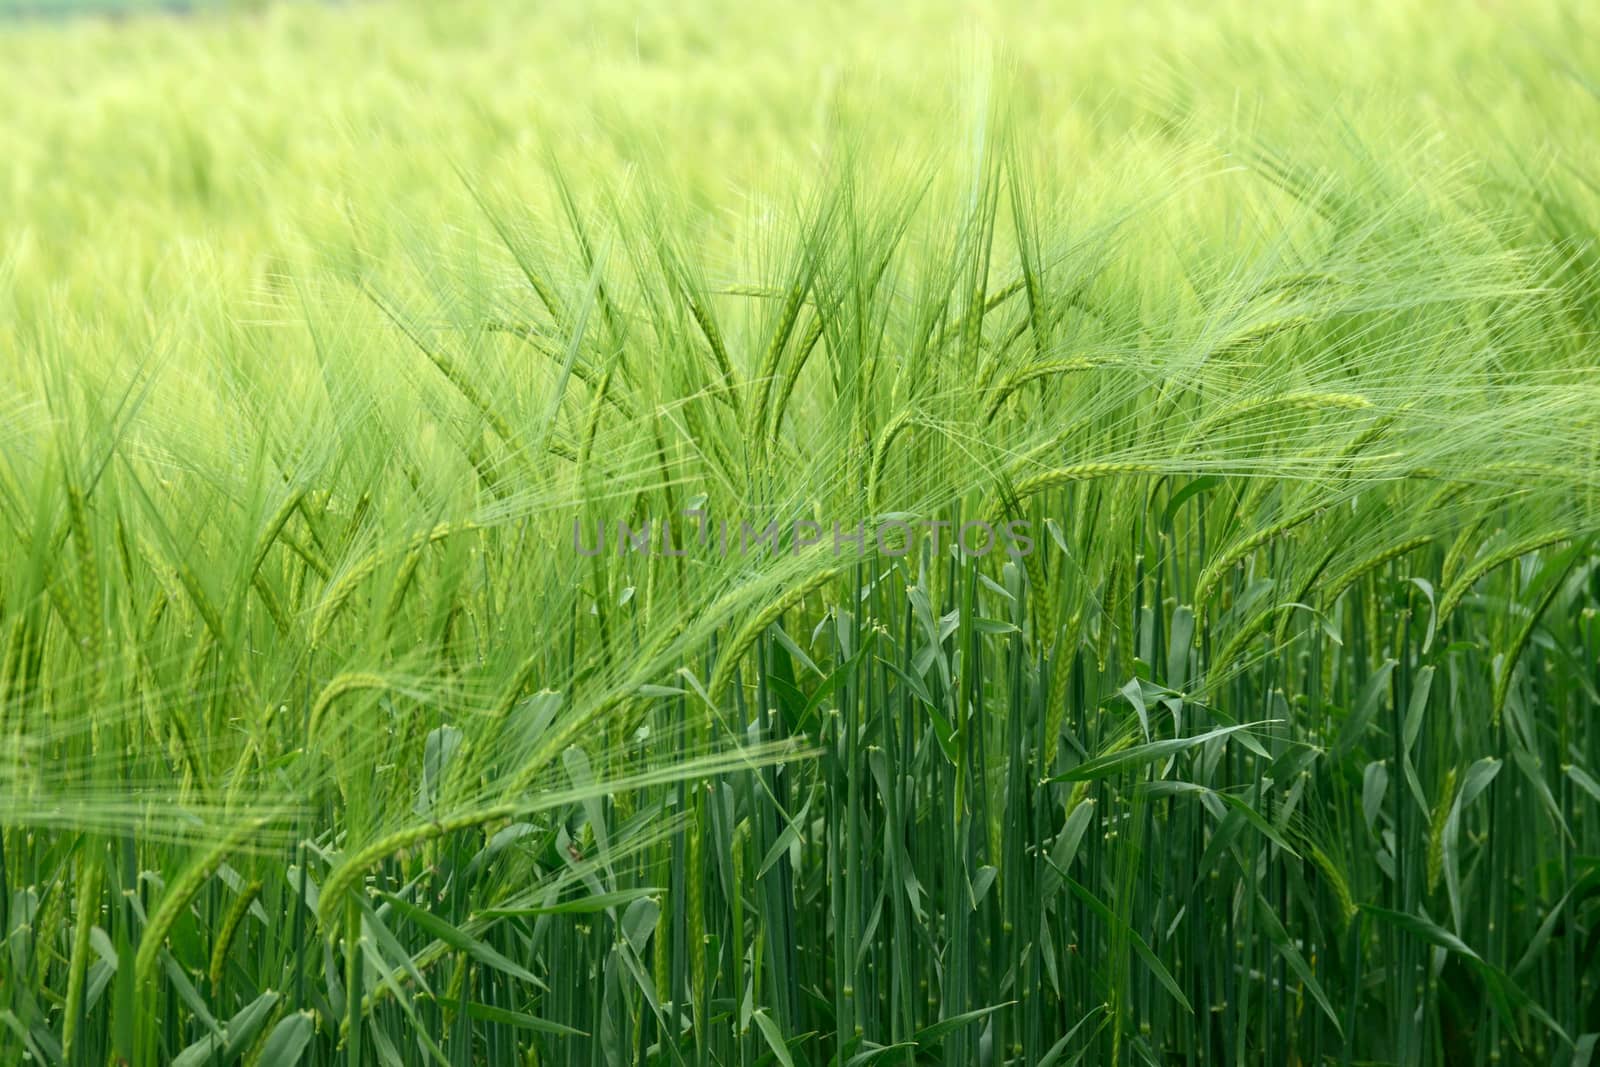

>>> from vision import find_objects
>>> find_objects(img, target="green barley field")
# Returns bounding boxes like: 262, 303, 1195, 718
2, 0, 1599, 1063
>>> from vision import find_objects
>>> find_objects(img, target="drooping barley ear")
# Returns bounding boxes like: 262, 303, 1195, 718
746, 266, 818, 455
1333, 405, 1410, 472
1194, 497, 1327, 605
929, 275, 1025, 355
984, 316, 1039, 381
290, 496, 334, 575
867, 409, 918, 513
140, 587, 169, 639
1272, 542, 1343, 645
272, 524, 331, 581
957, 264, 999, 372
132, 537, 185, 620
308, 673, 391, 738
113, 511, 137, 588
355, 941, 455, 1019
1439, 514, 1491, 590
380, 547, 426, 631
251, 574, 290, 635
1007, 193, 1048, 365
135, 816, 274, 992
499, 694, 636, 799
208, 879, 263, 987
707, 567, 840, 702
680, 395, 737, 487
996, 463, 1160, 516
679, 280, 735, 390
45, 578, 87, 652
1476, 460, 1587, 482
1215, 313, 1313, 355
1491, 549, 1581, 724
653, 578, 720, 654
248, 489, 306, 580
459, 166, 567, 325
1416, 480, 1471, 519
169, 689, 210, 795
1318, 535, 1435, 610
713, 282, 788, 298
768, 313, 826, 440
984, 358, 1113, 423
311, 521, 474, 647
1426, 768, 1458, 894
173, 553, 227, 645
1438, 529, 1572, 622
551, 158, 627, 347
488, 319, 639, 421
1208, 602, 1286, 680
315, 804, 516, 932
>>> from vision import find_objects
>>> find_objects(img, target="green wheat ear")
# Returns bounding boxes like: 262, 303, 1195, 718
134, 817, 276, 993
708, 566, 840, 702
983, 357, 1114, 422
209, 878, 264, 987
307, 672, 391, 737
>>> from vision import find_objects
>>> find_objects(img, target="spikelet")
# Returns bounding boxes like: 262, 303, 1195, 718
307, 673, 391, 740
316, 804, 516, 931
1439, 529, 1572, 621
769, 313, 827, 439
867, 408, 918, 513
1011, 463, 1161, 502
983, 357, 1111, 423
1209, 602, 1280, 680
209, 879, 264, 987
248, 489, 306, 579
707, 566, 840, 702
746, 278, 813, 453
1491, 556, 1576, 725
311, 521, 475, 647
1319, 535, 1435, 609
1310, 845, 1356, 928
1440, 515, 1491, 589
1194, 497, 1327, 605
135, 816, 274, 991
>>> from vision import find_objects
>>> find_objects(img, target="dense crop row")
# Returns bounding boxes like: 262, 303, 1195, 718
3, 1, 1599, 1064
